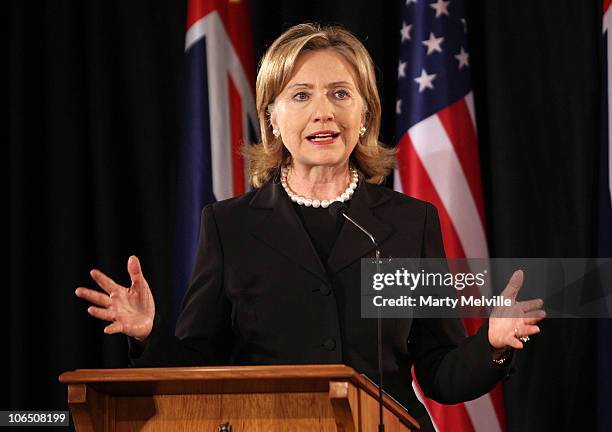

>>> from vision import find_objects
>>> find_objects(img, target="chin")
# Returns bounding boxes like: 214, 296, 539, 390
294, 152, 336, 166
303, 148, 350, 166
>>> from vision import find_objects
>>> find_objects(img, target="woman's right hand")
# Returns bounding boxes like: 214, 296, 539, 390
75, 255, 155, 341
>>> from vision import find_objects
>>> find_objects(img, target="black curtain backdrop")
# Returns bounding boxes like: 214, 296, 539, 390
8, 1, 603, 431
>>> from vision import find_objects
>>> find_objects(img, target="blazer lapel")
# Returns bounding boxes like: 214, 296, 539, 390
247, 181, 329, 282
327, 182, 394, 275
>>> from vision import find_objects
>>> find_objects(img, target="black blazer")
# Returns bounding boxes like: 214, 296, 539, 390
131, 180, 512, 430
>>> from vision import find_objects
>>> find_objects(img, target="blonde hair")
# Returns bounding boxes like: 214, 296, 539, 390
243, 23, 396, 187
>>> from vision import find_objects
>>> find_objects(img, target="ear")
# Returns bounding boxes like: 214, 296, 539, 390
270, 115, 278, 131
268, 103, 278, 130
361, 103, 368, 127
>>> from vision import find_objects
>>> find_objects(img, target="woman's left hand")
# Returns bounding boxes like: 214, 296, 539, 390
488, 270, 546, 351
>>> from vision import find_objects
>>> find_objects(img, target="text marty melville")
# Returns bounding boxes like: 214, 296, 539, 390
372, 295, 512, 308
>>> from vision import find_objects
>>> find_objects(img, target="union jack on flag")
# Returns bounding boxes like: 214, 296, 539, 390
394, 0, 505, 431
174, 0, 258, 320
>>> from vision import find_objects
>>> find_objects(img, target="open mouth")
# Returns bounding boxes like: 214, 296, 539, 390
306, 131, 341, 143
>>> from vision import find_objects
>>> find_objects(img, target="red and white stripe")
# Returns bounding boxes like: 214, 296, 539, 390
185, 0, 257, 199
395, 92, 505, 432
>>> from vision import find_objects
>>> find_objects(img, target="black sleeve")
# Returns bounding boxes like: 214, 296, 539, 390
129, 204, 233, 367
410, 202, 514, 404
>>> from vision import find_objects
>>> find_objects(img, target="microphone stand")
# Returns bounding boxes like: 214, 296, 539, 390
334, 207, 385, 432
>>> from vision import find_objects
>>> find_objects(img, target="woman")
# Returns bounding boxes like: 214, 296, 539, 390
75, 23, 545, 430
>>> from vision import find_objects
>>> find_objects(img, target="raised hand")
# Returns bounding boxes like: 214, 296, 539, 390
75, 255, 155, 341
488, 270, 546, 351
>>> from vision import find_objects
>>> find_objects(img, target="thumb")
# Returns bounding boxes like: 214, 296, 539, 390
503, 269, 524, 300
127, 255, 145, 287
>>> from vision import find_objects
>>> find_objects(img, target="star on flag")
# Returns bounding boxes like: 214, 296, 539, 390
455, 47, 469, 69
400, 21, 412, 42
414, 69, 436, 92
429, 0, 450, 17
422, 32, 444, 55
398, 60, 408, 78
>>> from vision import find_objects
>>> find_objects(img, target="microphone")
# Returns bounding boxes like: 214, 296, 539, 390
327, 201, 348, 218
328, 202, 379, 250
328, 201, 385, 432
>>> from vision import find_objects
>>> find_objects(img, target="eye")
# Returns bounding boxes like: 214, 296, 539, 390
292, 91, 310, 101
334, 89, 350, 99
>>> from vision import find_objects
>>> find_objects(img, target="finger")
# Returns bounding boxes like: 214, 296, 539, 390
524, 316, 545, 325
523, 309, 547, 324
521, 298, 544, 313
90, 269, 118, 295
87, 305, 115, 322
520, 324, 541, 336
75, 287, 111, 308
104, 321, 124, 335
507, 337, 524, 350
502, 270, 524, 301
127, 255, 146, 288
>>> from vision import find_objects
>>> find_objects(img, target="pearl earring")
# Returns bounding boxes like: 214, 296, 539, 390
272, 128, 281, 138
359, 126, 367, 136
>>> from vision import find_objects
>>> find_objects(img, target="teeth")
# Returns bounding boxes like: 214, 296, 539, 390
308, 133, 338, 141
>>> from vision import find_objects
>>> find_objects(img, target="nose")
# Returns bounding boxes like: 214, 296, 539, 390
311, 93, 334, 123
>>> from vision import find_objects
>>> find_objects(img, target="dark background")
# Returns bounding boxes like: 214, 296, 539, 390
8, 1, 605, 431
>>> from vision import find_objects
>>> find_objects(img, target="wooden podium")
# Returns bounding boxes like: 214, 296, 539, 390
59, 364, 420, 431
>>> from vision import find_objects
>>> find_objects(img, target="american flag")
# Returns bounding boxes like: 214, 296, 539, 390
394, 0, 505, 431
174, 0, 258, 321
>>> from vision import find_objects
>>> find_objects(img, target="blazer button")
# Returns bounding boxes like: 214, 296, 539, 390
319, 284, 332, 296
323, 338, 336, 351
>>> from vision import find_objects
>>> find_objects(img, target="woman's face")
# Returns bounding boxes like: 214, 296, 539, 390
270, 49, 365, 171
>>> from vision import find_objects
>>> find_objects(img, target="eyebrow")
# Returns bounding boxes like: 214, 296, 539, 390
286, 81, 354, 89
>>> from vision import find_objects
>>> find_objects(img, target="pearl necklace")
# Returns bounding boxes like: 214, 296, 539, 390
280, 167, 359, 208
